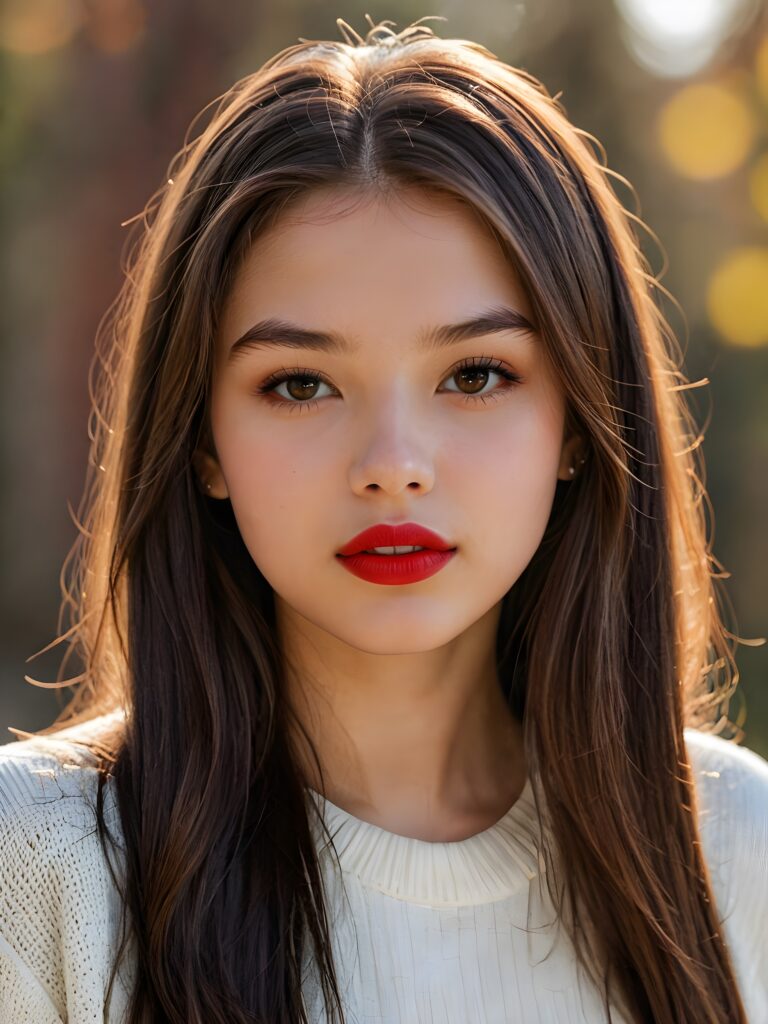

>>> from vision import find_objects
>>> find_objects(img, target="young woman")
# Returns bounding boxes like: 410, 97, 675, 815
1, 16, 766, 1024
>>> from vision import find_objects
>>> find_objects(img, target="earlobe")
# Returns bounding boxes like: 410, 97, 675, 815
192, 449, 229, 499
557, 434, 587, 482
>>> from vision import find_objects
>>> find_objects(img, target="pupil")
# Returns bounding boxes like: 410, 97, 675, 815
288, 378, 317, 400
459, 369, 488, 394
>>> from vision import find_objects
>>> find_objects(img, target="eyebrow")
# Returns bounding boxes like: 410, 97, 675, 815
227, 305, 537, 362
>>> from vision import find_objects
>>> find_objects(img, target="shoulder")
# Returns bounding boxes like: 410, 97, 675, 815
0, 711, 127, 872
683, 726, 767, 885
684, 723, 768, 781
683, 726, 768, 848
683, 727, 768, 1021
0, 716, 124, 852
0, 717, 128, 1022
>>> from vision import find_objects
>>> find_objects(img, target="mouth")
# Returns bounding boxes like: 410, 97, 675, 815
344, 545, 440, 557
337, 522, 456, 558
336, 545, 458, 585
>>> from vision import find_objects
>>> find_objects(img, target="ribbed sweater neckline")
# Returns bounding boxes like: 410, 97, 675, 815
306, 776, 542, 907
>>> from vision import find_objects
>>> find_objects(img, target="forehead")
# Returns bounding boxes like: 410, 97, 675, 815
218, 186, 535, 347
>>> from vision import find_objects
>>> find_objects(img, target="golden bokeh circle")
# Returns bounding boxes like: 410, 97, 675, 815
658, 83, 755, 181
707, 247, 768, 347
756, 35, 768, 104
749, 153, 768, 224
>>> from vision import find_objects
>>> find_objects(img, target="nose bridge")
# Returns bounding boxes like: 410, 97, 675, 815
348, 379, 435, 493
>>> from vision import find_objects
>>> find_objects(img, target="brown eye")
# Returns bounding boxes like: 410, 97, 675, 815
454, 366, 491, 394
255, 367, 336, 409
441, 356, 523, 403
255, 357, 523, 412
284, 377, 322, 401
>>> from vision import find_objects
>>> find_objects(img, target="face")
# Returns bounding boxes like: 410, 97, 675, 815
198, 185, 580, 656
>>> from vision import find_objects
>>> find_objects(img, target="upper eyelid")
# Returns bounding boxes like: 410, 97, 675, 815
260, 354, 518, 384
255, 357, 523, 405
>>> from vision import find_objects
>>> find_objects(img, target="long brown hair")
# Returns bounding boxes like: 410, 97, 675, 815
21, 15, 748, 1023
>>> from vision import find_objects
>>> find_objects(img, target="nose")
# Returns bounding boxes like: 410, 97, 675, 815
346, 403, 436, 497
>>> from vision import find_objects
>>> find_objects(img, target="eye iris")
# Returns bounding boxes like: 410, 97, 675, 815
458, 368, 489, 394
286, 377, 319, 400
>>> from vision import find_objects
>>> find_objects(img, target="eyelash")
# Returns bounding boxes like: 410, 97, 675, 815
253, 356, 523, 413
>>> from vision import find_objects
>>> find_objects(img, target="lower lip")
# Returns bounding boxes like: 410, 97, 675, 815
336, 548, 457, 585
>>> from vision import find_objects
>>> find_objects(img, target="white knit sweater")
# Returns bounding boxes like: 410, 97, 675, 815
0, 717, 766, 1023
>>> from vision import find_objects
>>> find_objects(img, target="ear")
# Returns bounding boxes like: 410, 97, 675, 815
556, 432, 587, 482
191, 449, 230, 499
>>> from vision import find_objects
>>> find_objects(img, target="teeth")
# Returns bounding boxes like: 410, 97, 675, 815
364, 545, 426, 555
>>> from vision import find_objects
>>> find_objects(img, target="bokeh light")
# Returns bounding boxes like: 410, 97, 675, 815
757, 35, 768, 103
0, 0, 83, 56
657, 81, 755, 180
749, 153, 768, 224
707, 247, 768, 347
615, 0, 749, 78
86, 0, 146, 55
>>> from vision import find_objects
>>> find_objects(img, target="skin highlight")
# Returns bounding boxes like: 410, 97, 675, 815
195, 184, 583, 840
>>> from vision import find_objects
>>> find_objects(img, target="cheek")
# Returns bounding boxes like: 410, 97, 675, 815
210, 393, 336, 555
213, 387, 329, 489
446, 393, 564, 535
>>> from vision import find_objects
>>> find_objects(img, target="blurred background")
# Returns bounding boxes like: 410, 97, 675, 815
1, 0, 767, 756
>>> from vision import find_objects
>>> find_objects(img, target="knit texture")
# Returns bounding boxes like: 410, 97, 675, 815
1, 717, 766, 1023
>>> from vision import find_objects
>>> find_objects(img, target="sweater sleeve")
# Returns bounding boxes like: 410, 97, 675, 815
683, 728, 768, 1024
0, 930, 64, 1024
0, 737, 131, 1024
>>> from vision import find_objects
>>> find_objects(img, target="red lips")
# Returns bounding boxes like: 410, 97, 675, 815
337, 522, 456, 557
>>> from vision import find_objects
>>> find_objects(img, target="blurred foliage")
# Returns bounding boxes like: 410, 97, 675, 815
1, 0, 766, 755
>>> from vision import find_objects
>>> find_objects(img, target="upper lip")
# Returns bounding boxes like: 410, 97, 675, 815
337, 522, 456, 556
